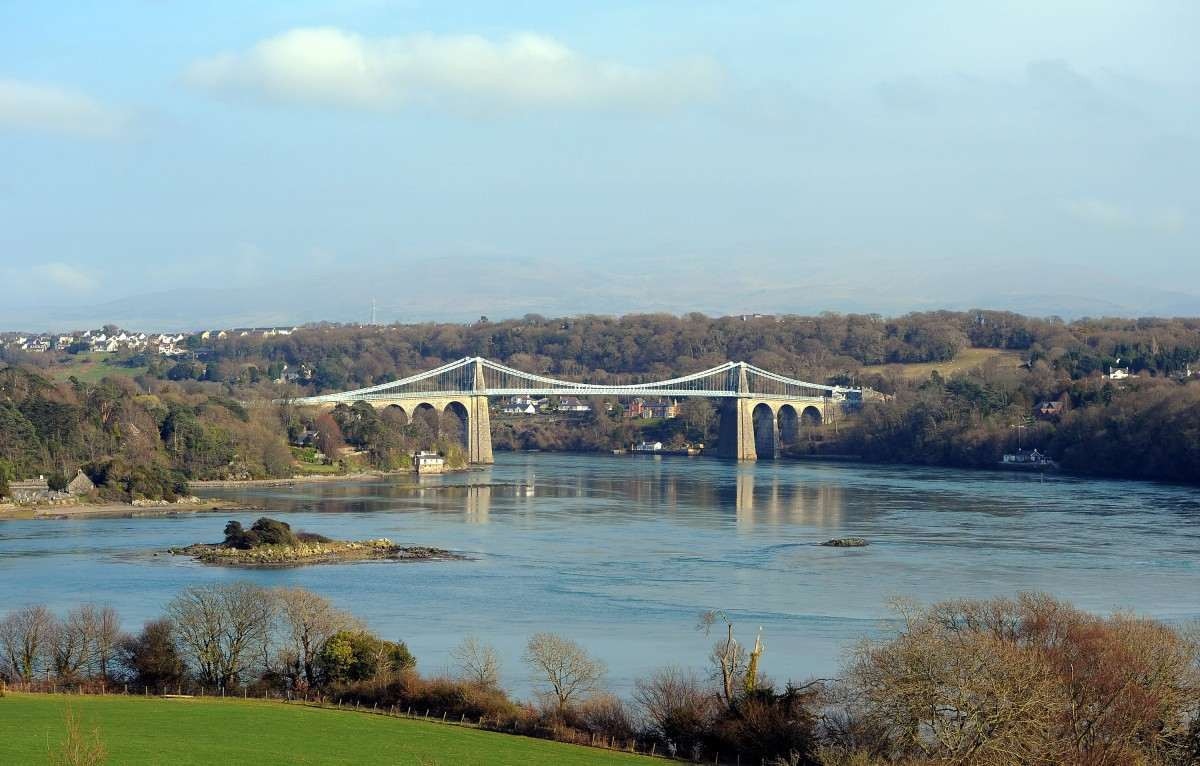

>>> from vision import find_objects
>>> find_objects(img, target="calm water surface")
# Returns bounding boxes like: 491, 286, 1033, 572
2, 454, 1198, 695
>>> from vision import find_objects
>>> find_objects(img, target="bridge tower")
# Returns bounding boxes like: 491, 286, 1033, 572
467, 357, 494, 465
717, 363, 759, 461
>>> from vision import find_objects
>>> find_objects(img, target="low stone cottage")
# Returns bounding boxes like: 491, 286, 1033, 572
67, 469, 95, 496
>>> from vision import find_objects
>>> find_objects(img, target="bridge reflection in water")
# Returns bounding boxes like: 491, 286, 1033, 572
291, 357, 859, 464
732, 469, 845, 530
398, 459, 845, 530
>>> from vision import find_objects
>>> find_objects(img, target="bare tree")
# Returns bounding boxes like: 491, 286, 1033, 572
70, 604, 122, 682
523, 632, 605, 713
274, 587, 359, 689
167, 583, 276, 687
698, 610, 747, 708
450, 635, 501, 689
51, 610, 90, 682
634, 665, 715, 748
0, 605, 55, 681
89, 605, 122, 682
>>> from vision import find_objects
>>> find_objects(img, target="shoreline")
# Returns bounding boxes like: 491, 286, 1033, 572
189, 471, 403, 488
190, 466, 475, 489
0, 499, 256, 521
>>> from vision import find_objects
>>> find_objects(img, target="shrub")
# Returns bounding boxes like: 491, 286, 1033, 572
83, 458, 187, 502
710, 684, 821, 765
316, 630, 415, 684
222, 518, 300, 549
634, 665, 716, 756
47, 472, 69, 492
566, 693, 637, 742
325, 673, 526, 728
296, 531, 333, 544
842, 593, 1200, 766
250, 517, 298, 547
119, 618, 185, 689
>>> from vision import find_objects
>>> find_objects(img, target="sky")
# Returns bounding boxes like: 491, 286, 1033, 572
1, 1, 1198, 330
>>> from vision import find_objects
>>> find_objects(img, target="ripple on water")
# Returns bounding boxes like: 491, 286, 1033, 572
2, 453, 1198, 695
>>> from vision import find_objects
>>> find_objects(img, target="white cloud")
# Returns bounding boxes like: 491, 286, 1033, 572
37, 262, 96, 293
1063, 198, 1134, 228
185, 27, 721, 112
1062, 198, 1186, 233
1151, 207, 1185, 234
0, 79, 127, 138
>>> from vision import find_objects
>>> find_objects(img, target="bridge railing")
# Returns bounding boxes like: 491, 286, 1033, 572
290, 357, 857, 404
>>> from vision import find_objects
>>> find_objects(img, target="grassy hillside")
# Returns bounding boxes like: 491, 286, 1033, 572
44, 352, 149, 384
859, 347, 1024, 380
0, 694, 653, 766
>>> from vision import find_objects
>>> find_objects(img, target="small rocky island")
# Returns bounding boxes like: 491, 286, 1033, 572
821, 537, 869, 547
170, 517, 461, 568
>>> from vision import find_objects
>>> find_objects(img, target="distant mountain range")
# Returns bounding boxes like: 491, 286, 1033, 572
4, 254, 1198, 332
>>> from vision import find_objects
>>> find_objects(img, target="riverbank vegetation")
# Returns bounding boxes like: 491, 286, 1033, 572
4, 311, 1200, 488
0, 367, 461, 504
3, 589, 1197, 764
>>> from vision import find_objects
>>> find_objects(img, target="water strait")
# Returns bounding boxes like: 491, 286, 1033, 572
2, 453, 1198, 695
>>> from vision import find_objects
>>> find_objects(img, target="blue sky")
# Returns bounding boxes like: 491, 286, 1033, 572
2, 1, 1198, 329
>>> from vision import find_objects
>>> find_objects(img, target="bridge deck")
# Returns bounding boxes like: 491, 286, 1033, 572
290, 356, 858, 406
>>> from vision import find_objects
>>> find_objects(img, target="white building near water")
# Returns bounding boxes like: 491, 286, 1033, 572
414, 451, 445, 474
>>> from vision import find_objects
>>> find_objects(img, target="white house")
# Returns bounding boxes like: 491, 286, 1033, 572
414, 451, 445, 474
556, 396, 591, 413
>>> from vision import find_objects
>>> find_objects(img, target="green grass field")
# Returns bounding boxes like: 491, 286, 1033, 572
0, 694, 653, 766
859, 347, 1024, 381
44, 352, 149, 384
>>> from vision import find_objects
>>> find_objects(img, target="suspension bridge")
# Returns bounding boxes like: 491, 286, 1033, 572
292, 357, 859, 463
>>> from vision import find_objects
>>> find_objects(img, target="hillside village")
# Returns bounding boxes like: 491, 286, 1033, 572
0, 326, 699, 422
0, 326, 298, 357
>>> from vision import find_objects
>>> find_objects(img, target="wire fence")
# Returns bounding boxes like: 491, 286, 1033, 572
4, 681, 777, 764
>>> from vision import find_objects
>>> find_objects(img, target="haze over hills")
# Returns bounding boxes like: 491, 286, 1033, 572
3, 253, 1199, 332
3, 5, 1198, 334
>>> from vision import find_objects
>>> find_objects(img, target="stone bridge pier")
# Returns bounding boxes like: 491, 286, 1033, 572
714, 367, 830, 461
715, 398, 829, 461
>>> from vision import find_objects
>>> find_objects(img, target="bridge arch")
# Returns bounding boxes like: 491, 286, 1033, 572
441, 400, 470, 452
777, 404, 800, 450
752, 402, 778, 459
802, 405, 823, 427
382, 403, 409, 426
410, 402, 440, 444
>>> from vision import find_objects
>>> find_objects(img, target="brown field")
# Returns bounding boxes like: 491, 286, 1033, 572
859, 347, 1024, 380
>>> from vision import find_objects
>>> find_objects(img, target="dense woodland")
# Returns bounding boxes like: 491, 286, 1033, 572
105, 311, 1200, 390
2, 311, 1200, 497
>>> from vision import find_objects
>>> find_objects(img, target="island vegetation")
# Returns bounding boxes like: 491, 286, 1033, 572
2, 589, 1197, 764
170, 517, 459, 567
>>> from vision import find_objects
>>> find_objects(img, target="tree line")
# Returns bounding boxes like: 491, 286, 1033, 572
843, 357, 1200, 483
0, 367, 293, 501
5, 310, 1200, 491
74, 311, 1197, 392
3, 589, 1198, 765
